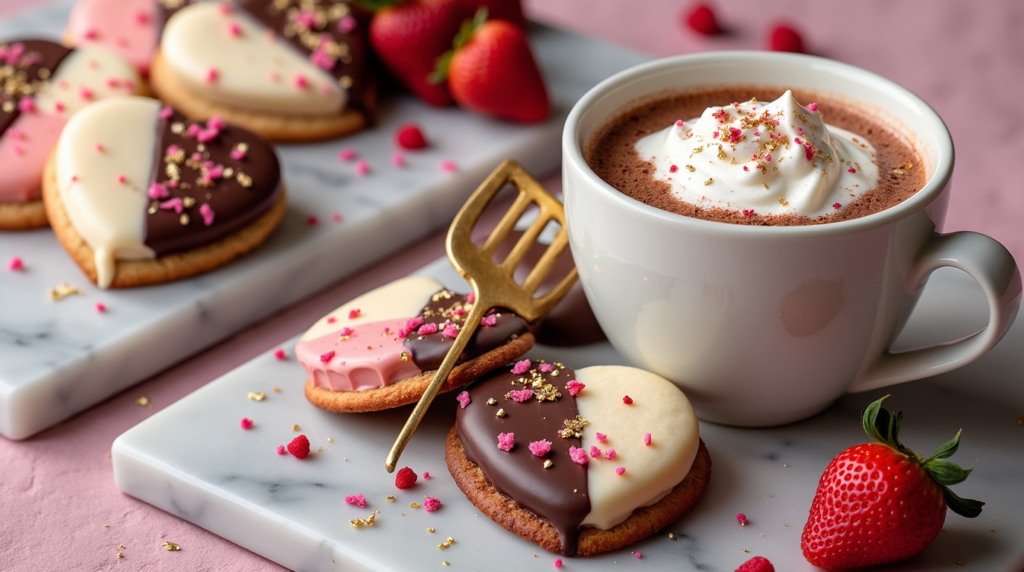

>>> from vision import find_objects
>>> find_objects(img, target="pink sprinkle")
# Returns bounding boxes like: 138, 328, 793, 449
93, 302, 106, 313
554, 558, 562, 568
337, 15, 357, 33
166, 144, 180, 156
277, 445, 287, 455
310, 48, 335, 70
635, 552, 642, 559
231, 148, 247, 160
197, 127, 219, 143
615, 467, 626, 475
274, 348, 286, 360
605, 449, 616, 460
206, 67, 219, 83
765, 154, 772, 162
345, 494, 367, 508
794, 137, 801, 144
806, 102, 818, 112
453, 308, 465, 316
423, 497, 441, 512
675, 119, 684, 127
157, 106, 173, 120
332, 212, 343, 223
405, 316, 424, 330
729, 127, 742, 143
509, 389, 534, 402
441, 322, 459, 339
200, 203, 215, 226
294, 74, 309, 89
497, 432, 515, 452
439, 159, 457, 172
95, 143, 104, 152
511, 359, 531, 375
83, 29, 98, 39
848, 167, 856, 173
160, 197, 184, 214
392, 152, 405, 167
804, 144, 815, 161
568, 446, 588, 465
623, 395, 633, 405
338, 148, 357, 161
712, 131, 719, 139
187, 124, 201, 138
423, 472, 430, 480
743, 165, 749, 172
467, 292, 475, 304
349, 309, 361, 319
736, 512, 749, 525
456, 391, 471, 409
566, 380, 585, 397
595, 432, 607, 444
339, 327, 353, 336
417, 322, 438, 335
319, 350, 336, 364
80, 88, 93, 100
13, 144, 22, 155
240, 418, 254, 430
227, 22, 242, 36
589, 445, 602, 458
218, 3, 233, 14
8, 256, 24, 271
538, 363, 554, 373
480, 315, 497, 327
307, 215, 319, 226
115, 174, 126, 184
833, 202, 842, 210
326, 316, 337, 324
124, 79, 135, 91
208, 116, 225, 131
529, 440, 551, 456
295, 10, 316, 29
18, 97, 35, 113
669, 164, 678, 173
354, 159, 370, 175
134, 11, 149, 24
742, 209, 755, 217
642, 432, 653, 447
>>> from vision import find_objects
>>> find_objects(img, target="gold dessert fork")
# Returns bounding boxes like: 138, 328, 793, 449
385, 160, 578, 472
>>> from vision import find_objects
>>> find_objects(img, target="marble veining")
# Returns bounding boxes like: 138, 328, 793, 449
113, 258, 1024, 571
0, 0, 648, 440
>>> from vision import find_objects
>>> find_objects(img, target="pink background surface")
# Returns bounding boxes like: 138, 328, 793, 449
2, 1, 1022, 570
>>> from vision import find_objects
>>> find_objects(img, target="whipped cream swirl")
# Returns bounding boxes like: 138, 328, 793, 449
634, 91, 878, 218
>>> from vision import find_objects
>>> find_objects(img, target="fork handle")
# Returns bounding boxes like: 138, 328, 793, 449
385, 291, 490, 472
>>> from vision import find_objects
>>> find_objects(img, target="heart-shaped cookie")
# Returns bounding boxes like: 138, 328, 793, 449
149, 0, 373, 142
43, 96, 285, 288
0, 40, 139, 229
449, 360, 711, 556
297, 276, 534, 412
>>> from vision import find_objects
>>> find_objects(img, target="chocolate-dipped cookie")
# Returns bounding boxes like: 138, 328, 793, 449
447, 360, 711, 556
148, 0, 374, 142
297, 276, 535, 413
42, 96, 285, 288
0, 40, 140, 230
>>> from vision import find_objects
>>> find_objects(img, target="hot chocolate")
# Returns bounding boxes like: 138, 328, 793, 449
585, 87, 925, 225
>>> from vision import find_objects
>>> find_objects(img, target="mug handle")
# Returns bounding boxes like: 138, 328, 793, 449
849, 231, 1022, 393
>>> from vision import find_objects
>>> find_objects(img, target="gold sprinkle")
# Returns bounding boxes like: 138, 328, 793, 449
559, 415, 589, 439
38, 68, 51, 79
385, 496, 396, 503
410, 502, 421, 509
892, 162, 914, 175
236, 142, 249, 152
573, 489, 577, 493
291, 425, 300, 431
135, 396, 150, 407
957, 561, 963, 568
349, 509, 380, 528
442, 562, 449, 567
685, 164, 695, 172
236, 172, 253, 188
400, 352, 409, 362
148, 203, 158, 214
486, 398, 497, 405
327, 437, 333, 442
340, 75, 353, 88
182, 196, 196, 208
179, 213, 190, 226
496, 408, 506, 418
550, 369, 559, 377
778, 198, 789, 207
116, 553, 123, 559
742, 549, 750, 553
170, 122, 185, 134
438, 537, 455, 550
318, 446, 323, 452
223, 167, 234, 178
717, 145, 727, 160
427, 528, 435, 533
103, 524, 109, 528
668, 532, 676, 540
48, 281, 83, 301
196, 144, 205, 153
248, 391, 266, 401
783, 463, 788, 467
118, 545, 125, 549
543, 460, 553, 469
273, 387, 281, 393
692, 146, 703, 154
2, 101, 12, 112
763, 183, 770, 190
704, 178, 713, 186
161, 541, 181, 551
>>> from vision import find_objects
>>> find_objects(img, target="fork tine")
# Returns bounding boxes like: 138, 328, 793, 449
480, 192, 533, 259
500, 210, 551, 275
521, 227, 570, 295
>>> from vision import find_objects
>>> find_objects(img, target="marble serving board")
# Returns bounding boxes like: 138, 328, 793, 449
0, 0, 648, 440
112, 256, 1024, 572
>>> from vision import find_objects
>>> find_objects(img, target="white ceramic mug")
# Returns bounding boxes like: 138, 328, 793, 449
562, 51, 1022, 426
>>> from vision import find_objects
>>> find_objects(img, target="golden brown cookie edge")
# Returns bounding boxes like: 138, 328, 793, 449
0, 199, 48, 230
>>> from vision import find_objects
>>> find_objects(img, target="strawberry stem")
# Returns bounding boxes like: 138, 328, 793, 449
860, 396, 984, 518
429, 7, 488, 84
353, 0, 404, 12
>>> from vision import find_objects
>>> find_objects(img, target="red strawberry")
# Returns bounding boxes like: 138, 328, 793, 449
735, 556, 774, 572
456, 0, 527, 28
287, 435, 310, 459
395, 466, 418, 489
801, 396, 984, 569
369, 0, 463, 106
433, 9, 550, 123
768, 24, 804, 53
395, 123, 428, 149
684, 3, 719, 36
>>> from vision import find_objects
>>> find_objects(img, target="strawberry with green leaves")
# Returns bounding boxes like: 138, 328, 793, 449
801, 396, 984, 570
431, 9, 550, 123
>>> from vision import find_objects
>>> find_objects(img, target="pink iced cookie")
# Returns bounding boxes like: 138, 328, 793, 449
67, 0, 175, 75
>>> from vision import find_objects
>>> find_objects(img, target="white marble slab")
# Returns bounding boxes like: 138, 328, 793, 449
113, 257, 1024, 572
0, 0, 648, 439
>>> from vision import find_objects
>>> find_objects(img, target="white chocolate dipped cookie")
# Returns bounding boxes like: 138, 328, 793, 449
43, 96, 285, 288
297, 276, 535, 413
0, 40, 140, 229
447, 360, 711, 557
149, 0, 374, 142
